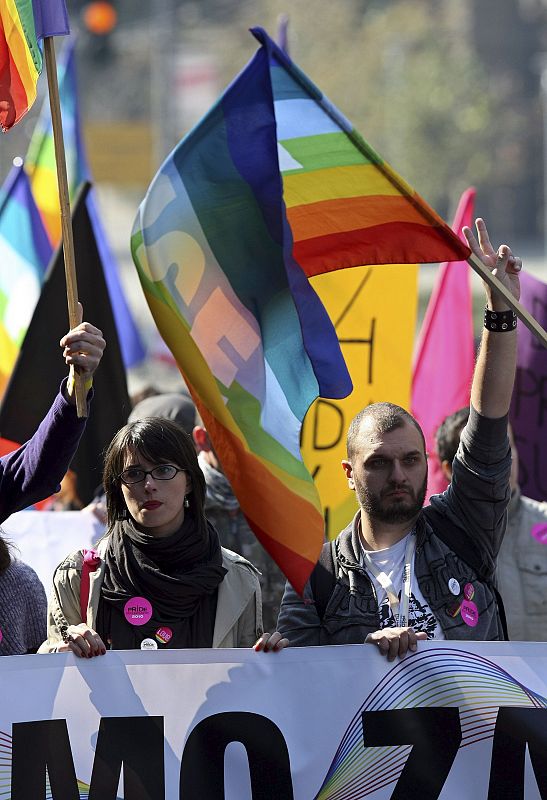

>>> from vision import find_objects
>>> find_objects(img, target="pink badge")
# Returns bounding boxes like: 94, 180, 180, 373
124, 597, 153, 626
155, 626, 173, 645
461, 599, 478, 627
531, 523, 547, 545
463, 583, 475, 601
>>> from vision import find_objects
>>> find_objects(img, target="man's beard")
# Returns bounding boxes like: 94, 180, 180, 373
354, 473, 427, 524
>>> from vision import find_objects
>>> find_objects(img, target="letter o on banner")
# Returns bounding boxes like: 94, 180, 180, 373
180, 711, 294, 798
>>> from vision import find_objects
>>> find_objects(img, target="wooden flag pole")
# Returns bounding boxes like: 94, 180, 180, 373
43, 37, 87, 417
467, 253, 547, 349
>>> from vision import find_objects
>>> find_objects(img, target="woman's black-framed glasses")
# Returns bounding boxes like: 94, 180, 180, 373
119, 465, 183, 485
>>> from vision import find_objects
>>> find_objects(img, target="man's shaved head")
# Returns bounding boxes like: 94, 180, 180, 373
347, 403, 426, 460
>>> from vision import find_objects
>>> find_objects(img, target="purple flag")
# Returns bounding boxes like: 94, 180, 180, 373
32, 0, 70, 40
510, 270, 547, 501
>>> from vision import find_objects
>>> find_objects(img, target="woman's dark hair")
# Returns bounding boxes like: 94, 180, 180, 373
103, 417, 207, 538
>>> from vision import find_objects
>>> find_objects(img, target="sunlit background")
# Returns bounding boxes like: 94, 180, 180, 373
2, 0, 547, 392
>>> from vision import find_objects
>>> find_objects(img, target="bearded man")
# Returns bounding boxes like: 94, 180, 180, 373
278, 219, 520, 660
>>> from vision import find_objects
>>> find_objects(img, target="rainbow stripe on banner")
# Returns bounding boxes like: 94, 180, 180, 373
315, 648, 547, 798
132, 28, 469, 592
0, 0, 69, 132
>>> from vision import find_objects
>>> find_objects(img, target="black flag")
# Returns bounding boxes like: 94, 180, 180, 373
0, 183, 131, 505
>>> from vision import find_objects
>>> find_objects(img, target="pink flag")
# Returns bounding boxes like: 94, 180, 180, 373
412, 188, 475, 501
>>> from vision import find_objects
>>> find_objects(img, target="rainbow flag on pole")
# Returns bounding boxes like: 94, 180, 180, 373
0, 0, 69, 132
25, 37, 86, 245
25, 39, 146, 367
132, 28, 469, 592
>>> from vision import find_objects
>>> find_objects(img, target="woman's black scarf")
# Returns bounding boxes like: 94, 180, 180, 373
97, 511, 227, 649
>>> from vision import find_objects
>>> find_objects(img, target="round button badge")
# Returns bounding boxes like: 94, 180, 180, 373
461, 599, 479, 627
155, 626, 173, 645
463, 583, 475, 601
140, 638, 158, 650
448, 578, 460, 596
124, 597, 153, 626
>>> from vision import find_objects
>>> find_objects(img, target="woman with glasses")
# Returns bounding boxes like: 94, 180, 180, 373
39, 417, 287, 655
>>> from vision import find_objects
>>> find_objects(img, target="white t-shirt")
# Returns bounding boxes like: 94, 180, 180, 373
360, 533, 445, 640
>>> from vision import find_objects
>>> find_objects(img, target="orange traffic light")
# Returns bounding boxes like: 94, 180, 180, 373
83, 2, 117, 36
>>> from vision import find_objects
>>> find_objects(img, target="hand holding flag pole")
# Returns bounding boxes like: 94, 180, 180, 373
465, 250, 547, 347
43, 37, 87, 417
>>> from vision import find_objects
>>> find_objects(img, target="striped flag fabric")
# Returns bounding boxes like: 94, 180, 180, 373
132, 28, 470, 592
25, 38, 146, 367
263, 25, 470, 275
0, 160, 52, 396
25, 36, 88, 245
0, 183, 131, 506
0, 0, 69, 132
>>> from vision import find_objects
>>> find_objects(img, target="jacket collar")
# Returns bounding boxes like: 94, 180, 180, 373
337, 510, 428, 570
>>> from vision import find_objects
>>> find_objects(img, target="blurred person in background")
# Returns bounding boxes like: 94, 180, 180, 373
437, 408, 547, 640
193, 420, 286, 633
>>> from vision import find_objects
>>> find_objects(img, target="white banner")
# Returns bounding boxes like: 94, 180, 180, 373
0, 641, 546, 798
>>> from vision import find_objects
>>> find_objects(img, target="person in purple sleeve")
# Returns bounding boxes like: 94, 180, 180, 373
0, 308, 105, 655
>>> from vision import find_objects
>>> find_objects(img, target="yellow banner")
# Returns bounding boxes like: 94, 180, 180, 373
301, 264, 419, 539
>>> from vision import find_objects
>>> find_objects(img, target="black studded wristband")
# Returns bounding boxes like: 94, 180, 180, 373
484, 307, 517, 332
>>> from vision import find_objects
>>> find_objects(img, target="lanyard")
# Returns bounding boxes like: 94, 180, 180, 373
363, 534, 417, 628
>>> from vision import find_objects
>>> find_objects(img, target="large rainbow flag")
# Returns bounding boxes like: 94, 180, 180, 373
131, 28, 470, 592
0, 0, 69, 132
0, 161, 51, 396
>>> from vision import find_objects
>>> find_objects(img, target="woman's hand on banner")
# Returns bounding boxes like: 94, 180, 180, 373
57, 623, 107, 657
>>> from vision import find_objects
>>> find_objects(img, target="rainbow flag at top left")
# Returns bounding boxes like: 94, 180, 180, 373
0, 0, 69, 132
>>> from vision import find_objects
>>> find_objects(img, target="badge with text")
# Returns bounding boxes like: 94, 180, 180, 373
531, 523, 547, 545
155, 626, 173, 645
448, 578, 460, 596
124, 597, 153, 626
140, 638, 158, 650
461, 599, 479, 627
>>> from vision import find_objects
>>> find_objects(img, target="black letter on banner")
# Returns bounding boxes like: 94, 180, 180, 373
12, 719, 80, 799
88, 716, 165, 800
180, 711, 294, 799
362, 707, 461, 799
312, 400, 345, 451
488, 707, 547, 799
339, 317, 376, 386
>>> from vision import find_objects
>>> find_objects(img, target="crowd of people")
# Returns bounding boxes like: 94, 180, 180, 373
0, 218, 541, 665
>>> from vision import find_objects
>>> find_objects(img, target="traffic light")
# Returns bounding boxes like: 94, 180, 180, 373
82, 1, 118, 62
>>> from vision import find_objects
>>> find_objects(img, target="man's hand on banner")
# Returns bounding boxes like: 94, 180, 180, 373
253, 631, 289, 653
365, 626, 427, 661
